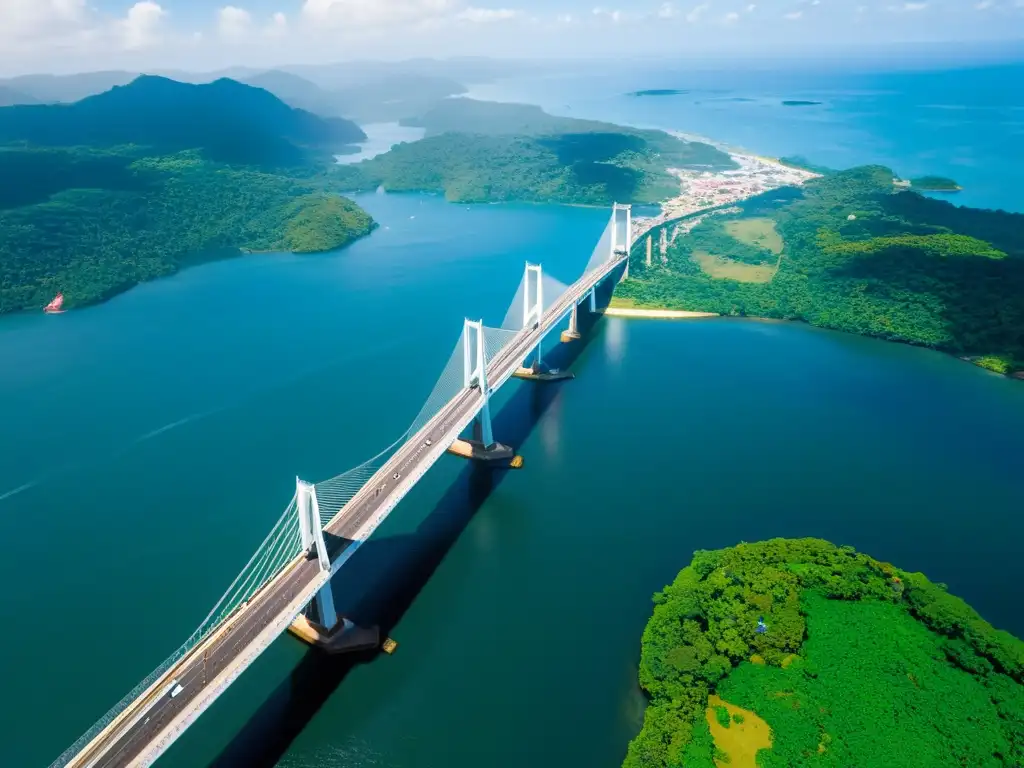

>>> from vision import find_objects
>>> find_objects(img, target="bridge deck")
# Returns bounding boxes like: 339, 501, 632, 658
62, 253, 626, 768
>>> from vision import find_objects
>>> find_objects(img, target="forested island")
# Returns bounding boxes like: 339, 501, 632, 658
333, 99, 734, 205
911, 175, 962, 192
625, 538, 1024, 767
616, 165, 1024, 375
781, 100, 822, 106
630, 89, 689, 97
0, 76, 375, 314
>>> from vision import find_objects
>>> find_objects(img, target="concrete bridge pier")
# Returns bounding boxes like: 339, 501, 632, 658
288, 479, 379, 653
560, 303, 582, 343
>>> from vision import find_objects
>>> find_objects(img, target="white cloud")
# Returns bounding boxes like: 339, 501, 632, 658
218, 6, 252, 41
266, 11, 288, 36
657, 2, 677, 17
723, 11, 740, 22
888, 1, 927, 10
457, 7, 518, 21
0, 0, 89, 47
784, 9, 803, 19
686, 3, 709, 22
592, 7, 622, 21
119, 1, 166, 49
301, 0, 455, 27
975, 0, 993, 8
745, 3, 756, 11
556, 12, 574, 22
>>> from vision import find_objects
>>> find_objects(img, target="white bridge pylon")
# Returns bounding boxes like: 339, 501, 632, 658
296, 478, 338, 629
612, 202, 632, 278
463, 318, 495, 448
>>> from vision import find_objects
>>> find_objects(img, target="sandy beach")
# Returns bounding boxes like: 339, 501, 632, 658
605, 307, 719, 319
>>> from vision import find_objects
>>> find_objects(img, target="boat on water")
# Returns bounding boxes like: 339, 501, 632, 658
43, 292, 65, 314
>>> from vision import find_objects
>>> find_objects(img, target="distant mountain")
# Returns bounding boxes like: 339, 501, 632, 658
0, 86, 37, 107
0, 76, 366, 167
0, 71, 138, 103
242, 68, 468, 123
242, 70, 344, 118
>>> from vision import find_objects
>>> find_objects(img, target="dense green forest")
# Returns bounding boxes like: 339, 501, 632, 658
616, 165, 1024, 374
911, 175, 962, 192
0, 147, 374, 312
625, 538, 1024, 767
0, 77, 376, 313
333, 108, 733, 206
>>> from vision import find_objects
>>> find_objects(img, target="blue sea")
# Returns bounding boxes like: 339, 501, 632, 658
468, 61, 1024, 213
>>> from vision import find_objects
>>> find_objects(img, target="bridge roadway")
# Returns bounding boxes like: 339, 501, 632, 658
63, 253, 626, 768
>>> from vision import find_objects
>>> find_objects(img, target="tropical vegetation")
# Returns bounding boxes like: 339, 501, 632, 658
0, 77, 375, 314
625, 538, 1024, 768
616, 165, 1024, 374
334, 100, 734, 206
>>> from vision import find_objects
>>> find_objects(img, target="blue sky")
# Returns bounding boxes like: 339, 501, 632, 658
1, 0, 1022, 75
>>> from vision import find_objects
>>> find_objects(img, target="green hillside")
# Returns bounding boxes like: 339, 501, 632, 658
334, 102, 734, 206
625, 538, 1024, 768
0, 76, 366, 167
616, 165, 1024, 374
0, 78, 375, 314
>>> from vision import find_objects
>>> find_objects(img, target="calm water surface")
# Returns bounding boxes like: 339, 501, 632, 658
468, 61, 1024, 212
2, 193, 1023, 768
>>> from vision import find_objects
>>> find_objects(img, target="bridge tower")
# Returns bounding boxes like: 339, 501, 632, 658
612, 202, 633, 279
288, 479, 380, 652
513, 262, 574, 381
447, 319, 517, 464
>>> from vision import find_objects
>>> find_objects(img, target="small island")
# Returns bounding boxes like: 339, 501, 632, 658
781, 100, 823, 106
624, 538, 1024, 768
911, 175, 962, 192
629, 89, 689, 97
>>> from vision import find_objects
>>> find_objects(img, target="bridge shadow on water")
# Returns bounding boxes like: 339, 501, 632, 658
209, 275, 619, 768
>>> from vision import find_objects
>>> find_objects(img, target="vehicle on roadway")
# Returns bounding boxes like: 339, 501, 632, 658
425, 438, 432, 447
169, 682, 184, 698
393, 472, 400, 480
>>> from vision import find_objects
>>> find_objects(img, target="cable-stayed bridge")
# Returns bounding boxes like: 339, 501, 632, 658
53, 203, 633, 768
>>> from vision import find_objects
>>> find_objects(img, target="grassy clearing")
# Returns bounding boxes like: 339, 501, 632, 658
705, 694, 773, 768
693, 250, 777, 283
724, 217, 784, 254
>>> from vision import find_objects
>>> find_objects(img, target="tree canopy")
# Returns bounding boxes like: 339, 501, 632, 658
617, 165, 1024, 374
332, 124, 732, 206
625, 538, 1024, 768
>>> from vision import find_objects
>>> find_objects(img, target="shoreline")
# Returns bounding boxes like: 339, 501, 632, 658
605, 307, 718, 319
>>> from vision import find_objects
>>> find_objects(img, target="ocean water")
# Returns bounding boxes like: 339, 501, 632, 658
335, 123, 426, 165
468, 61, 1024, 212
3, 60, 1024, 768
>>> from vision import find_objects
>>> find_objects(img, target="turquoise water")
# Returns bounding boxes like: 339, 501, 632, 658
4, 59, 1024, 767
335, 123, 425, 165
468, 61, 1024, 212
2, 191, 1023, 768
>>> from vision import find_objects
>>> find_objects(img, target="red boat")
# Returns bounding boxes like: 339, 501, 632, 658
43, 292, 65, 314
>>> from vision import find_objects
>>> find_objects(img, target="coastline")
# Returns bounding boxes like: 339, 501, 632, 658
605, 307, 718, 319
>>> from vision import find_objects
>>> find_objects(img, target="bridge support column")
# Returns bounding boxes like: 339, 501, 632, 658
448, 319, 521, 468
612, 203, 632, 279
646, 234, 652, 267
560, 303, 581, 343
288, 479, 380, 653
589, 288, 596, 313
